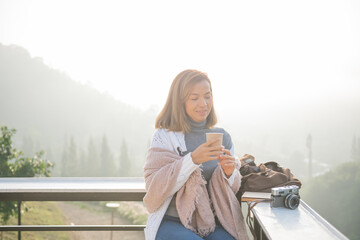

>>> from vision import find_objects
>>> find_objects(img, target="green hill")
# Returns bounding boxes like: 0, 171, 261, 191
301, 161, 360, 240
0, 43, 155, 176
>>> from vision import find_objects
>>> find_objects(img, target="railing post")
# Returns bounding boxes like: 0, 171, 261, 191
106, 203, 120, 240
110, 210, 114, 240
254, 216, 261, 240
17, 201, 21, 240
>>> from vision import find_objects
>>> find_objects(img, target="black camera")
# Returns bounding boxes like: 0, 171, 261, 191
270, 185, 300, 210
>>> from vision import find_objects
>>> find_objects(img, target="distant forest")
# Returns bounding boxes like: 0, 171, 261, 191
0, 43, 155, 176
1, 43, 360, 239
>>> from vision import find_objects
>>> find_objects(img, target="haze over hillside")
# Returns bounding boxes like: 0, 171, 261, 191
1, 43, 359, 178
0, 43, 155, 176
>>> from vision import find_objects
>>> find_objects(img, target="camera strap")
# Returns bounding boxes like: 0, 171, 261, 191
246, 199, 271, 240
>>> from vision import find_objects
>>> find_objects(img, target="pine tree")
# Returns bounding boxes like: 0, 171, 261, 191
87, 136, 99, 176
100, 134, 116, 176
119, 139, 131, 176
78, 149, 87, 177
67, 136, 78, 176
61, 135, 68, 177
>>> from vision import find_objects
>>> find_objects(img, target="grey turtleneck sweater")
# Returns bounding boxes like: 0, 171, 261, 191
165, 119, 233, 217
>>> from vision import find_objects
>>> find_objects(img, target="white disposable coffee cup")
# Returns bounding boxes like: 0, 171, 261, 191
206, 133, 223, 147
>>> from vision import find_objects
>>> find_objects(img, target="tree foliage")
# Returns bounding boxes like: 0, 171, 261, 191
86, 136, 100, 176
58, 134, 130, 177
301, 161, 360, 240
100, 135, 116, 176
0, 126, 53, 223
119, 139, 131, 176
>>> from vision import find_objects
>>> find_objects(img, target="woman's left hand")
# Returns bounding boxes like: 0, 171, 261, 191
218, 148, 236, 178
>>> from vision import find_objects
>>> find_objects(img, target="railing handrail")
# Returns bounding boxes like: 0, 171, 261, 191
0, 225, 146, 231
0, 177, 349, 240
250, 199, 349, 240
0, 177, 146, 201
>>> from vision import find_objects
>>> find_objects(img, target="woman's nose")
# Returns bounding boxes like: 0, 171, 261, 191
199, 97, 207, 106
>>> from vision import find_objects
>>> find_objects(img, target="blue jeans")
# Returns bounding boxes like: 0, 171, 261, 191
156, 215, 235, 240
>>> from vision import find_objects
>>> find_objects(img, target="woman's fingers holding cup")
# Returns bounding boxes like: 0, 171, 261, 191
209, 145, 223, 154
219, 157, 235, 165
208, 150, 223, 159
219, 152, 234, 161
222, 148, 232, 156
192, 142, 222, 164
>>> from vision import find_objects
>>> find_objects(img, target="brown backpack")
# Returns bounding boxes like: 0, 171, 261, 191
237, 154, 302, 200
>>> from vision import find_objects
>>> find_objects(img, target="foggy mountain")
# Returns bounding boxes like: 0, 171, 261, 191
220, 86, 360, 177
0, 43, 155, 175
0, 43, 359, 178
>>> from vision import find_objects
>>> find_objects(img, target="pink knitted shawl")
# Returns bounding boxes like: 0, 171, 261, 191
143, 147, 249, 240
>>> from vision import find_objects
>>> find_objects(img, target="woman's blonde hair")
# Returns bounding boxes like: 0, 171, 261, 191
155, 69, 217, 133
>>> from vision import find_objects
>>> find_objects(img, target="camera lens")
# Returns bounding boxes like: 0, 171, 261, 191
284, 194, 300, 210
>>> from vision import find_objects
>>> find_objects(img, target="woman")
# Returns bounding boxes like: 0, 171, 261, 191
143, 69, 249, 240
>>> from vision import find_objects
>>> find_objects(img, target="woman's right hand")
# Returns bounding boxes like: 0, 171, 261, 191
191, 138, 224, 165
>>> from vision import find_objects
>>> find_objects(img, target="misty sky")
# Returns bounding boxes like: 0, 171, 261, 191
0, 0, 359, 120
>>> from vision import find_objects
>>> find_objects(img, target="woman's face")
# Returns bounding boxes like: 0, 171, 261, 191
185, 80, 213, 123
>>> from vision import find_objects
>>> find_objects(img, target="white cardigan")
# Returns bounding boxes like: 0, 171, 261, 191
144, 128, 240, 240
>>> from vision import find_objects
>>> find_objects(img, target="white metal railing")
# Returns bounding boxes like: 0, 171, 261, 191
0, 177, 349, 240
